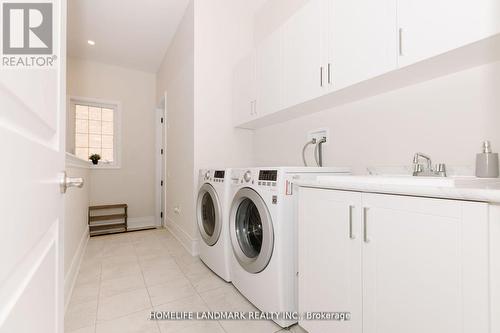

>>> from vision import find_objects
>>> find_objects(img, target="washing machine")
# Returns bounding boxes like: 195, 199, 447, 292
228, 167, 350, 327
196, 169, 232, 282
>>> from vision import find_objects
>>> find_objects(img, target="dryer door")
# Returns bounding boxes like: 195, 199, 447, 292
230, 188, 274, 273
197, 183, 222, 246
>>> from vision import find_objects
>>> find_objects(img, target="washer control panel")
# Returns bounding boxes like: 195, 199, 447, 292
202, 170, 226, 183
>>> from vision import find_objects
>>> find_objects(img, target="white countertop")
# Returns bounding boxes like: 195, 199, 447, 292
297, 175, 500, 203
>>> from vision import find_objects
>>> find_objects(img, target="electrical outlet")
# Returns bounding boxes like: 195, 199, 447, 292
307, 128, 329, 143
174, 206, 181, 215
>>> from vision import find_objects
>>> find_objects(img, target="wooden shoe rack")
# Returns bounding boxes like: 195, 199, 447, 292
88, 204, 128, 236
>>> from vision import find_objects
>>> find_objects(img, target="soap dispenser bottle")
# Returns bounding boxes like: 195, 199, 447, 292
475, 141, 499, 178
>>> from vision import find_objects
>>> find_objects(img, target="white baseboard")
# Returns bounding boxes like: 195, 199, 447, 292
165, 217, 199, 256
64, 227, 89, 312
128, 216, 157, 230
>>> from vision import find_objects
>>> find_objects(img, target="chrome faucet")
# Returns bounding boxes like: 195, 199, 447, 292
412, 153, 447, 177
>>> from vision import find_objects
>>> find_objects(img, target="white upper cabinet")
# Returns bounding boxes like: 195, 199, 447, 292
398, 0, 500, 67
283, 0, 325, 108
256, 27, 283, 117
232, 0, 500, 128
327, 0, 398, 91
232, 52, 257, 127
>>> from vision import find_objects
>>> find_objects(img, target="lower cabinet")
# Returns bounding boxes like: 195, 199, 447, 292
297, 188, 490, 333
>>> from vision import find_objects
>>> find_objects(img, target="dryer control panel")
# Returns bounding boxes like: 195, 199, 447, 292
259, 170, 277, 181
214, 170, 225, 178
258, 170, 277, 187
213, 170, 225, 183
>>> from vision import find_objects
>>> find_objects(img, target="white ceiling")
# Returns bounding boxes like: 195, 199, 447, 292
67, 0, 190, 72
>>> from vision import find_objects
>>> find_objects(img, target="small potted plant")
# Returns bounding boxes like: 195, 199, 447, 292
89, 153, 101, 165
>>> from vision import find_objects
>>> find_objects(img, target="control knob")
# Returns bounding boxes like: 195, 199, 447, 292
243, 171, 252, 182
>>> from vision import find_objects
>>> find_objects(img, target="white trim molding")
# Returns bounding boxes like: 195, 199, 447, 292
64, 227, 89, 312
127, 216, 157, 231
165, 217, 199, 256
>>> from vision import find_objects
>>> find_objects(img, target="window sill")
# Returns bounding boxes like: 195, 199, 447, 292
66, 152, 90, 169
90, 163, 121, 170
66, 153, 121, 169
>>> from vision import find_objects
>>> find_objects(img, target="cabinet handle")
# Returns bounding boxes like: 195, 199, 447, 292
320, 66, 324, 87
250, 100, 257, 115
348, 205, 355, 239
399, 28, 404, 56
328, 63, 332, 85
363, 207, 370, 243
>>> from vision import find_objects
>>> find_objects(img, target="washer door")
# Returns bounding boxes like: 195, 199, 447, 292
196, 183, 222, 246
230, 188, 274, 273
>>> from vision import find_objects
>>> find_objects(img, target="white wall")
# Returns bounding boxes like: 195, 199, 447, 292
254, 0, 307, 44
254, 61, 500, 174
64, 155, 90, 309
193, 0, 265, 173
156, 1, 196, 251
67, 58, 157, 221
156, 0, 265, 252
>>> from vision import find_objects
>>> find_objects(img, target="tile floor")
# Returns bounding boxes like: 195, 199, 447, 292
66, 228, 299, 333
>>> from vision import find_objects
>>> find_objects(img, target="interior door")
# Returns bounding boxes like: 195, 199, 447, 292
155, 105, 165, 227
0, 1, 66, 332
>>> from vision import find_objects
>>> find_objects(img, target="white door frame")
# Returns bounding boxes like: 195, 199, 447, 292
155, 93, 167, 227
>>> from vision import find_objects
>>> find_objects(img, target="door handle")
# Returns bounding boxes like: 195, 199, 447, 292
348, 205, 355, 239
59, 171, 84, 194
362, 207, 370, 243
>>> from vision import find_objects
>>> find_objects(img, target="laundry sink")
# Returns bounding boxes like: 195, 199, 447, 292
315, 175, 500, 189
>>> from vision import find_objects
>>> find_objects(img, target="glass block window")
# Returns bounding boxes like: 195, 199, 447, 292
74, 104, 115, 163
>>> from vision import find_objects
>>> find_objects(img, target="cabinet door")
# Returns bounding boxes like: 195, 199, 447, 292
327, 0, 398, 91
256, 28, 283, 117
283, 0, 325, 108
398, 0, 500, 67
298, 188, 362, 333
232, 52, 256, 127
361, 194, 489, 333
